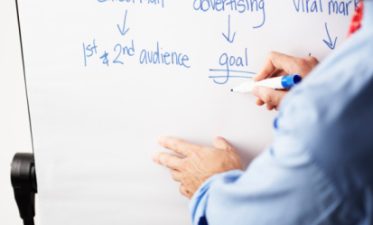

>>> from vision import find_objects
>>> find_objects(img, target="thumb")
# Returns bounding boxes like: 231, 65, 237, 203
213, 137, 233, 151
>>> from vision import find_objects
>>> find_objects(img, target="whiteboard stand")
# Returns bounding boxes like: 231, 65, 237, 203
11, 153, 37, 225
12, 2, 37, 224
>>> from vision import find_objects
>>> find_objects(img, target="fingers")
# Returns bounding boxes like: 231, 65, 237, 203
155, 136, 242, 199
179, 185, 192, 199
153, 152, 183, 170
254, 52, 319, 81
170, 169, 182, 182
158, 136, 199, 157
303, 56, 319, 75
212, 136, 233, 151
253, 52, 319, 111
266, 104, 276, 111
254, 51, 296, 81
256, 98, 265, 106
252, 86, 287, 111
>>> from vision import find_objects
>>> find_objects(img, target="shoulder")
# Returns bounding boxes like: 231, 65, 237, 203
275, 29, 373, 221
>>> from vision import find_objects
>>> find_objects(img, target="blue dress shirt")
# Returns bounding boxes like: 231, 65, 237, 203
190, 2, 373, 224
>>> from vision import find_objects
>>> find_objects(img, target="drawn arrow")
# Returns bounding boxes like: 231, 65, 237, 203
117, 10, 130, 37
222, 15, 236, 44
323, 23, 337, 50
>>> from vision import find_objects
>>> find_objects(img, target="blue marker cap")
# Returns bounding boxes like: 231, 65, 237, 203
281, 74, 302, 89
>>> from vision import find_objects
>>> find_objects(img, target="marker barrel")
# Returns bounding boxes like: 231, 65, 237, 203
231, 74, 302, 93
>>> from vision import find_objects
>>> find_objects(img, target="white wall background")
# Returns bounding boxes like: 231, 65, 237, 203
0, 0, 33, 224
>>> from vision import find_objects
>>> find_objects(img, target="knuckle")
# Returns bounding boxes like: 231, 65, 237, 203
268, 51, 277, 60
269, 51, 277, 57
271, 93, 280, 105
225, 145, 234, 152
262, 92, 272, 103
297, 58, 308, 67
308, 56, 319, 65
295, 58, 310, 74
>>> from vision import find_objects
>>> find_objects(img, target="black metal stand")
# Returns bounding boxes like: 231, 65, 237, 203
11, 153, 37, 225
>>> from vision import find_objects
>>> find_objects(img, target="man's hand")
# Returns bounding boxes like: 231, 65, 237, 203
153, 136, 243, 199
253, 51, 319, 110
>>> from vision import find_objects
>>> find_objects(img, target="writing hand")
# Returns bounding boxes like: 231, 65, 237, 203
253, 51, 318, 110
153, 136, 242, 199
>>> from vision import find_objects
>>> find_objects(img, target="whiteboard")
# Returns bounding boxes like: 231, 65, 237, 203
17, 0, 352, 224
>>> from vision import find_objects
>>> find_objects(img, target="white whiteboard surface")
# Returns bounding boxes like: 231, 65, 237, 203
17, 1, 352, 224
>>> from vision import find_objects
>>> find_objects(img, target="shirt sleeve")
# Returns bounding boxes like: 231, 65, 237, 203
190, 9, 373, 223
189, 145, 341, 225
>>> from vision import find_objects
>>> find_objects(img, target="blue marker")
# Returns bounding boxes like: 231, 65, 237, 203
231, 74, 302, 93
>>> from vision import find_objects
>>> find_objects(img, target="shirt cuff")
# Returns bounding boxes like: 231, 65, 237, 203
189, 170, 243, 225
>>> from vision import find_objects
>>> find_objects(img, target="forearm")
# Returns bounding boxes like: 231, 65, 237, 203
189, 147, 339, 225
